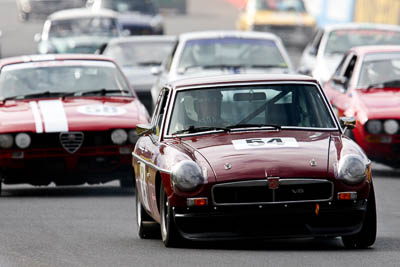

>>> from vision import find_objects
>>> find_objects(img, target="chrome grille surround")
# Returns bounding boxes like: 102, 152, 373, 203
212, 178, 334, 206
59, 132, 84, 154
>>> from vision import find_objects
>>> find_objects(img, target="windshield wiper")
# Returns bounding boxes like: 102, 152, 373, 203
63, 88, 131, 98
137, 61, 162, 66
226, 123, 281, 130
247, 64, 288, 69
1, 91, 71, 101
171, 125, 231, 135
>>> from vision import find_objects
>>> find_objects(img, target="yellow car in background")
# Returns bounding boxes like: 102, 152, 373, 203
237, 0, 316, 48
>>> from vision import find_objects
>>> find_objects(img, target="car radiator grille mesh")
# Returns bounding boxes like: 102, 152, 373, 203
212, 179, 333, 205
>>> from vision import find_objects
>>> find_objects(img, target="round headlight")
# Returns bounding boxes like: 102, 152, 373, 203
171, 160, 205, 192
0, 134, 13, 148
366, 120, 382, 134
383, 119, 399, 135
15, 133, 31, 149
338, 154, 367, 184
111, 129, 128, 145
128, 129, 139, 144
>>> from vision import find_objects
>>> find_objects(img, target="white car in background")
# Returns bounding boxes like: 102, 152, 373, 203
298, 23, 400, 85
150, 30, 294, 105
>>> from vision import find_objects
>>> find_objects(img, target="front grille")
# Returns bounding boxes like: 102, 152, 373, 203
28, 131, 115, 150
59, 132, 84, 153
212, 179, 333, 205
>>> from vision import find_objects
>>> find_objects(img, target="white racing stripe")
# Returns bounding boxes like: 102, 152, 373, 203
38, 100, 69, 132
29, 101, 43, 133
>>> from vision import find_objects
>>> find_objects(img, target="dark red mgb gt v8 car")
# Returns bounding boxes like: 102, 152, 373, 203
133, 74, 376, 248
0, 54, 150, 192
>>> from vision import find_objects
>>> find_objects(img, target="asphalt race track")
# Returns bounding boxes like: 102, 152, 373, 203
0, 0, 400, 266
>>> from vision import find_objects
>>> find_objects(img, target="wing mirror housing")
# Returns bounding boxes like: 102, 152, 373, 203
333, 75, 347, 85
136, 124, 153, 136
340, 116, 356, 131
151, 66, 162, 76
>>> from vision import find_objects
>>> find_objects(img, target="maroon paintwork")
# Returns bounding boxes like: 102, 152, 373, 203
323, 45, 400, 167
0, 54, 150, 187
133, 74, 374, 243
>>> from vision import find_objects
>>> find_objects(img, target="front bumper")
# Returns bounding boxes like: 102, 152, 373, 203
173, 200, 367, 241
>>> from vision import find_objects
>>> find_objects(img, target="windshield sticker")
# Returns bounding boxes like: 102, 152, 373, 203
232, 138, 299, 150
77, 105, 126, 116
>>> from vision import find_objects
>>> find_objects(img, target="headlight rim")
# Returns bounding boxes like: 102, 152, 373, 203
337, 154, 368, 185
15, 132, 31, 149
171, 160, 205, 192
0, 134, 14, 149
366, 120, 382, 135
383, 119, 399, 135
111, 129, 128, 145
128, 129, 139, 144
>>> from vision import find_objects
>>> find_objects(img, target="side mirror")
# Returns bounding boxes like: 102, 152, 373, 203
309, 47, 318, 56
297, 66, 312, 76
136, 123, 152, 136
121, 29, 131, 37
340, 116, 356, 130
151, 66, 162, 76
34, 33, 41, 42
96, 43, 108, 54
332, 75, 347, 85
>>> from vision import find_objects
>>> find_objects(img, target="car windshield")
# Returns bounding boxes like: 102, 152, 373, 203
358, 53, 400, 89
167, 84, 336, 135
0, 61, 131, 100
325, 29, 400, 56
49, 17, 119, 38
255, 0, 306, 12
101, 0, 157, 14
178, 38, 289, 72
104, 41, 174, 67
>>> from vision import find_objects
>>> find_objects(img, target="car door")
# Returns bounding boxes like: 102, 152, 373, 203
325, 52, 357, 117
141, 88, 170, 217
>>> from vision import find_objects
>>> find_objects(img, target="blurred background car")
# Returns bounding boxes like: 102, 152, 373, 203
236, 0, 316, 48
100, 35, 176, 113
150, 30, 294, 105
0, 54, 150, 191
153, 0, 187, 14
16, 0, 87, 22
298, 23, 400, 85
35, 8, 122, 54
323, 45, 400, 168
87, 0, 164, 35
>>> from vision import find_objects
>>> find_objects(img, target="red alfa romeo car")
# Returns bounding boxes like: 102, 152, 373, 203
133, 73, 376, 248
323, 45, 400, 167
0, 54, 150, 192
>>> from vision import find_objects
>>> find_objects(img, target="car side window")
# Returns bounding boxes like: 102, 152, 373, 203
310, 29, 323, 54
152, 88, 170, 138
343, 55, 357, 80
333, 53, 350, 77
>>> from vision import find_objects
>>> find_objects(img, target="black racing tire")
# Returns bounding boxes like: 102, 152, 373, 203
342, 183, 377, 249
160, 185, 181, 247
135, 186, 158, 239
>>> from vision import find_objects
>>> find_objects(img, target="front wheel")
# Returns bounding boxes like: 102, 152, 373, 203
342, 183, 377, 249
160, 185, 181, 247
